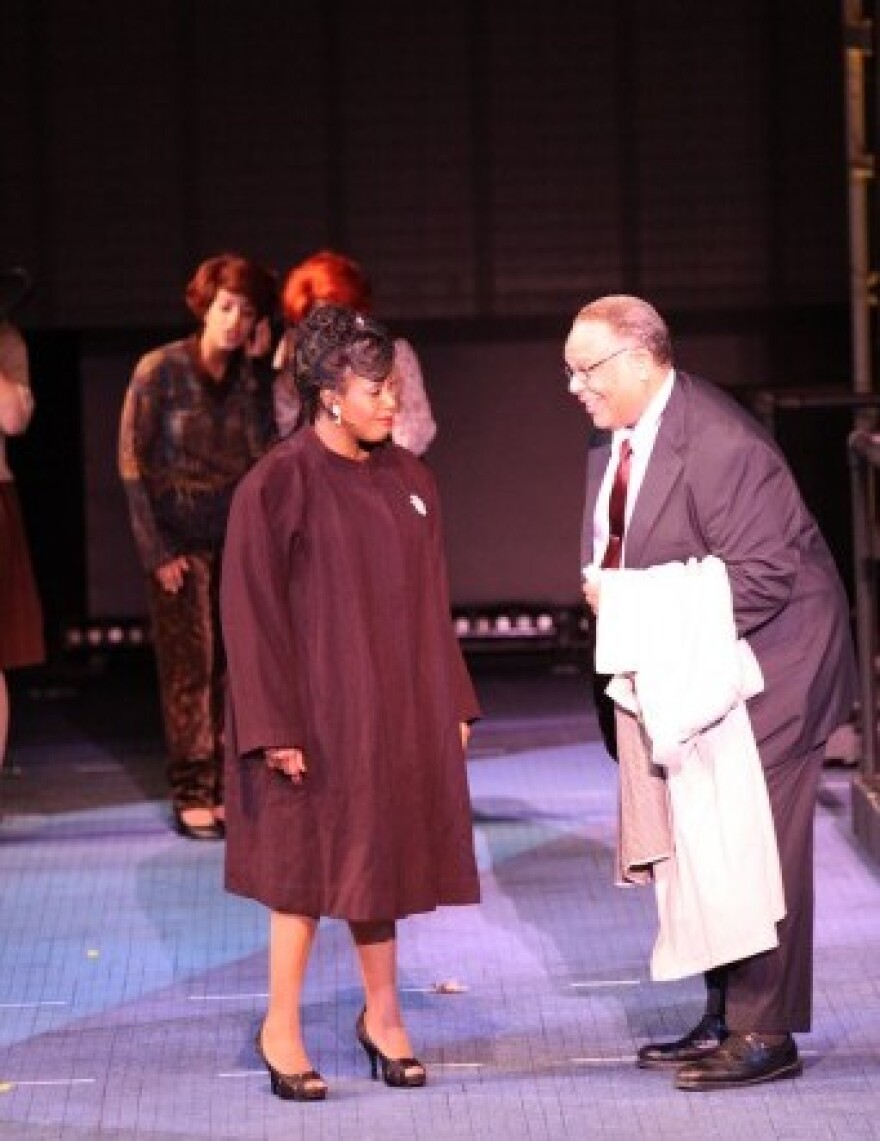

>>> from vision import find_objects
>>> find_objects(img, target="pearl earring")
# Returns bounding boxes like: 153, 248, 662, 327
331, 403, 342, 425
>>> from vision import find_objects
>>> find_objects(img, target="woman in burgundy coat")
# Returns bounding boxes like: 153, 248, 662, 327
220, 305, 480, 1101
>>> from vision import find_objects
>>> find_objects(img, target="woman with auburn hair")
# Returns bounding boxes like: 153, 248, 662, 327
274, 250, 437, 455
119, 253, 277, 840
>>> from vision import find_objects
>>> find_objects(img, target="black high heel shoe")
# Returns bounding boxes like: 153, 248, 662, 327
254, 1028, 327, 1101
355, 1008, 426, 1088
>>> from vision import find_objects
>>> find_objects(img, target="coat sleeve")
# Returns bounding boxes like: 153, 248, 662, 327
118, 357, 175, 572
220, 461, 306, 757
272, 371, 301, 439
687, 425, 804, 639
391, 338, 437, 456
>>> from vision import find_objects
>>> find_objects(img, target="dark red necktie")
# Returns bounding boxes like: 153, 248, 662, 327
601, 439, 632, 570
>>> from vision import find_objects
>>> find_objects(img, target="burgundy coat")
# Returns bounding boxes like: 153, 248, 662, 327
220, 428, 480, 920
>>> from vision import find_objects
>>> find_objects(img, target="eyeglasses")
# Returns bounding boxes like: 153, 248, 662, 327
565, 346, 632, 388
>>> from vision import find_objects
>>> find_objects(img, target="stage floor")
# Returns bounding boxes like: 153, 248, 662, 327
0, 656, 878, 1139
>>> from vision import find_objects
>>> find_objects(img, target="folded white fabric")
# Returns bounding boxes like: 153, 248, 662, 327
595, 556, 761, 758
592, 556, 786, 981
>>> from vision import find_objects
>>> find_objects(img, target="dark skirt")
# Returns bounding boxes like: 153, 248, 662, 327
0, 482, 44, 670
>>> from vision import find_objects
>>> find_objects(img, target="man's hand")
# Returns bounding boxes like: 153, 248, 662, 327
582, 565, 601, 614
583, 580, 601, 614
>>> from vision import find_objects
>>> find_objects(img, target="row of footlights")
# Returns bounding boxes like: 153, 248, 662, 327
62, 610, 587, 650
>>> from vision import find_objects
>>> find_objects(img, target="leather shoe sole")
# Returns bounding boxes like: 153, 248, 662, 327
674, 1033, 802, 1091
637, 1014, 727, 1070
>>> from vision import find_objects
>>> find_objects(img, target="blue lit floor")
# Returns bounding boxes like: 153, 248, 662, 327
0, 659, 878, 1139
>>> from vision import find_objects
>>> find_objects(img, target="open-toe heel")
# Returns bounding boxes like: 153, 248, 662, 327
355, 1008, 426, 1088
254, 1028, 327, 1101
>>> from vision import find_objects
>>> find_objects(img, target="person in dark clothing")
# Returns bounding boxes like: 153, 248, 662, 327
119, 253, 277, 839
568, 294, 857, 1091
221, 304, 479, 1101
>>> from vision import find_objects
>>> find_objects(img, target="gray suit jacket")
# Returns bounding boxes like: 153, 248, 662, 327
582, 371, 857, 766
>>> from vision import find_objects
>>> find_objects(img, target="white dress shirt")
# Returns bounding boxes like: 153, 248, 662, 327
591, 368, 675, 567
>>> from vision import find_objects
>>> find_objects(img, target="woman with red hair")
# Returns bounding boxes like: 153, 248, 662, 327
275, 251, 436, 455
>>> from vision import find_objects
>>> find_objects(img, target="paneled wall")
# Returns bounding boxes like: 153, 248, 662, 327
2, 1, 847, 325
1, 2, 853, 636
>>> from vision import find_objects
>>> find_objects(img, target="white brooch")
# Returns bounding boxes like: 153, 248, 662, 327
409, 493, 427, 516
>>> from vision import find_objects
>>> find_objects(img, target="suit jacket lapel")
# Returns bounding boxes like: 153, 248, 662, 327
624, 374, 687, 568
583, 430, 612, 564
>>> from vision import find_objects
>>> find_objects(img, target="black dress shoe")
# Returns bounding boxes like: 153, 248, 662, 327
674, 1032, 802, 1091
637, 1014, 728, 1069
172, 807, 225, 841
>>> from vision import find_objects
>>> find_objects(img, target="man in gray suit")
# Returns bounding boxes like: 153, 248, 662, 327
566, 295, 857, 1091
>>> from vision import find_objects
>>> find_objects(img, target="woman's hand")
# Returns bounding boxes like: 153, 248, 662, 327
459, 722, 472, 751
265, 746, 307, 783
155, 556, 190, 594
246, 317, 273, 359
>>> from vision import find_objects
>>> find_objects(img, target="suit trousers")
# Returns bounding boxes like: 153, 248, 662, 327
147, 550, 225, 811
716, 742, 824, 1035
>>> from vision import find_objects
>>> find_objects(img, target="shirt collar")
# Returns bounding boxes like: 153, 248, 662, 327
612, 367, 675, 452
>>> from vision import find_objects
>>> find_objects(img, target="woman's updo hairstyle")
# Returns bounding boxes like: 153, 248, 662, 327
293, 304, 394, 426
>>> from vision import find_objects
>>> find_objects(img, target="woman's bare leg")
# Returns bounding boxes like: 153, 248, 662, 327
260, 911, 320, 1076
350, 921, 417, 1062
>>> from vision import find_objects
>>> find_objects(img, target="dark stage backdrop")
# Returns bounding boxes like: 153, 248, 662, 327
73, 313, 851, 626
2, 1, 846, 325
1, 1, 854, 641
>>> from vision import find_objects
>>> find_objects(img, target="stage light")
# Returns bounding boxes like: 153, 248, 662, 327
447, 605, 587, 655
61, 619, 151, 654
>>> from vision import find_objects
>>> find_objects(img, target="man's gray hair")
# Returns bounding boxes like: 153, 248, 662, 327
575, 295, 673, 367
